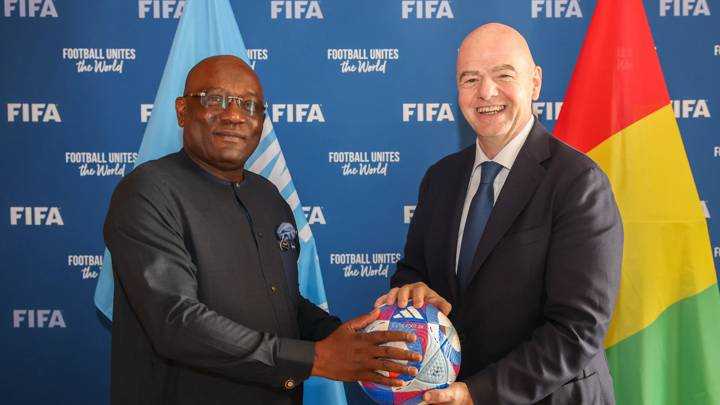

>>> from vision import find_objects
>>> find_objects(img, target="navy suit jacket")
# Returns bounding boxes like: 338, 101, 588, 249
392, 121, 623, 404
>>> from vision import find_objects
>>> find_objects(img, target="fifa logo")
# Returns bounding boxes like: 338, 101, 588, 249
138, 0, 184, 19
401, 0, 454, 19
7, 103, 61, 122
660, 0, 710, 16
532, 101, 564, 121
670, 99, 711, 119
3, 0, 57, 17
10, 206, 64, 226
270, 1, 323, 19
303, 206, 327, 225
531, 0, 583, 18
13, 309, 66, 328
271, 104, 325, 123
402, 103, 454, 122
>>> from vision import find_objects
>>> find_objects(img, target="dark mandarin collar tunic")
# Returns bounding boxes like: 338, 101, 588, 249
105, 151, 340, 405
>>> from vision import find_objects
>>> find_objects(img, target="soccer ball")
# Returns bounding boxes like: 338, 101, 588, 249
358, 302, 462, 405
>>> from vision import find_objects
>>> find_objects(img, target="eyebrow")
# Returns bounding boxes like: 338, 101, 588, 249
458, 71, 479, 81
205, 87, 260, 97
458, 64, 518, 81
492, 64, 517, 72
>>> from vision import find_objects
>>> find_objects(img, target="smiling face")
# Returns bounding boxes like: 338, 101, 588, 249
175, 55, 265, 182
457, 24, 542, 157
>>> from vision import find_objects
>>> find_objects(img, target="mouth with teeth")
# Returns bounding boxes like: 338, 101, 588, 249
476, 105, 506, 114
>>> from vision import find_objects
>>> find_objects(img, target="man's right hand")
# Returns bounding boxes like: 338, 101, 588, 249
311, 308, 422, 387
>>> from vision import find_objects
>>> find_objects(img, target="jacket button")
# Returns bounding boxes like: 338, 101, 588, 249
257, 231, 263, 238
284, 379, 296, 390
271, 286, 278, 292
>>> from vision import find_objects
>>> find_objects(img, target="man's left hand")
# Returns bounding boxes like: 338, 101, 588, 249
423, 382, 474, 404
374, 282, 452, 316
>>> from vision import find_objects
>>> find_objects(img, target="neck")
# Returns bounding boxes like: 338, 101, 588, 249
477, 142, 500, 160
477, 135, 514, 160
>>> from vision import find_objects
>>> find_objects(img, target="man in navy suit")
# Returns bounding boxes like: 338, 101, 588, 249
377, 23, 623, 404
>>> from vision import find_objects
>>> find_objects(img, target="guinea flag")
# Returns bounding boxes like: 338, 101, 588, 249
553, 0, 720, 404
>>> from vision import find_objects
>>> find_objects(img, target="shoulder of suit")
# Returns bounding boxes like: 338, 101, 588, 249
114, 152, 181, 192
105, 153, 189, 215
546, 134, 602, 174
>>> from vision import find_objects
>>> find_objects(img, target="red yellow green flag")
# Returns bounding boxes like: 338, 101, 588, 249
553, 0, 720, 403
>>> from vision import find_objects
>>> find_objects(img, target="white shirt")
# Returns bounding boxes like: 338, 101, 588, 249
455, 116, 535, 273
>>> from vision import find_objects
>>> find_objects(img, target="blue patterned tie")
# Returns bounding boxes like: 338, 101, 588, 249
457, 161, 503, 291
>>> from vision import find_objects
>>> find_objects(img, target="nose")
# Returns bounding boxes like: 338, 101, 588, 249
218, 100, 246, 124
475, 77, 498, 101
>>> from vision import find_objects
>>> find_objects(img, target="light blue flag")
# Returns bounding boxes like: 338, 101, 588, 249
93, 1, 347, 403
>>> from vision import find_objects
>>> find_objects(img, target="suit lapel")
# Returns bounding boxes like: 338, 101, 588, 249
466, 121, 552, 287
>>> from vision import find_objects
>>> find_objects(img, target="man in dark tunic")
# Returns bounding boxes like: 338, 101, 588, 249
104, 55, 419, 405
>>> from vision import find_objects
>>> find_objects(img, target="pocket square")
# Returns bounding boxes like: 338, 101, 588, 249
276, 222, 297, 251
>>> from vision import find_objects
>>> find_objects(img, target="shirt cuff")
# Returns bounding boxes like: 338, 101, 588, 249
275, 338, 316, 390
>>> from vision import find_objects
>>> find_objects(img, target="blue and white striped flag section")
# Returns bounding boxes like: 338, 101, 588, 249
93, 1, 346, 403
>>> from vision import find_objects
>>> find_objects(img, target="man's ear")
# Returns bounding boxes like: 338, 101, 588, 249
531, 65, 543, 100
175, 96, 186, 127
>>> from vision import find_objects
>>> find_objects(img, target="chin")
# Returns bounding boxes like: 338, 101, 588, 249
211, 151, 248, 165
471, 125, 506, 139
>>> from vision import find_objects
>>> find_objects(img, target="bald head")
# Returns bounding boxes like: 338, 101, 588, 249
184, 55, 260, 96
458, 23, 536, 75
455, 23, 542, 158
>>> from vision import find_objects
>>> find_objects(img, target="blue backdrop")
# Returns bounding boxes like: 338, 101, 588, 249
1, 1, 718, 404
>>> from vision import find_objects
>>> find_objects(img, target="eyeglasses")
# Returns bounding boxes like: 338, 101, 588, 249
184, 91, 267, 117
